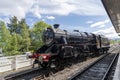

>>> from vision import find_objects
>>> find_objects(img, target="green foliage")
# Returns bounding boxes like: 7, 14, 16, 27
7, 16, 18, 34
0, 21, 12, 55
10, 33, 19, 55
0, 16, 51, 56
110, 39, 120, 45
18, 19, 31, 52
30, 21, 51, 51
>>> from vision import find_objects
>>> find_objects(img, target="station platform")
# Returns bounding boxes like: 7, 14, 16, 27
113, 52, 120, 80
0, 65, 33, 80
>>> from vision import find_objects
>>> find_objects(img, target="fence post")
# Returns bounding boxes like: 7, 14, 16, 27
11, 56, 16, 70
15, 55, 18, 70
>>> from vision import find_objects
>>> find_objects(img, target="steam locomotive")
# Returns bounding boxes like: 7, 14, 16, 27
31, 24, 110, 68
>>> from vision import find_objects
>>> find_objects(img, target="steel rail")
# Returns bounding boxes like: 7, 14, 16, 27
4, 67, 40, 80
102, 53, 119, 80
68, 53, 109, 80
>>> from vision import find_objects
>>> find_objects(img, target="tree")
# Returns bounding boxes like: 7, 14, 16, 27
18, 19, 31, 52
7, 16, 19, 34
10, 33, 19, 55
7, 17, 31, 54
0, 21, 12, 55
1, 16, 52, 55
30, 21, 51, 50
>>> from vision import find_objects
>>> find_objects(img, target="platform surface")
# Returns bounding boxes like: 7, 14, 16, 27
113, 50, 120, 80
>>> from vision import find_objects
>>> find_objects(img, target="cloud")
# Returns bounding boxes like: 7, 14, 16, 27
32, 0, 76, 16
46, 16, 55, 20
86, 21, 93, 24
90, 19, 110, 28
0, 0, 106, 20
93, 26, 119, 39
71, 0, 105, 16
30, 5, 41, 19
0, 17, 10, 24
0, 0, 34, 19
31, 0, 106, 17
42, 19, 46, 21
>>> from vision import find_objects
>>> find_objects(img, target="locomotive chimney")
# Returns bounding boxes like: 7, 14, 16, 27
53, 24, 59, 29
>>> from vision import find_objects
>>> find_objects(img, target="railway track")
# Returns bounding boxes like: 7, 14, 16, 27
4, 63, 65, 80
4, 53, 118, 80
68, 53, 119, 80
4, 67, 52, 80
103, 53, 119, 80
4, 67, 39, 80
3, 57, 101, 80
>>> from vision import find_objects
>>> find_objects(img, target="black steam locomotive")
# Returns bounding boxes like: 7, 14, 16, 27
31, 24, 110, 68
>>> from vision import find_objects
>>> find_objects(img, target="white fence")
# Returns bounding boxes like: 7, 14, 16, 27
0, 55, 33, 73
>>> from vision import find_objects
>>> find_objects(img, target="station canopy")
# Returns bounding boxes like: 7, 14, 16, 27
102, 0, 120, 33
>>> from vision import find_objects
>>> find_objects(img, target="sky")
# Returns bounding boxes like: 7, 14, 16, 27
0, 0, 119, 39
